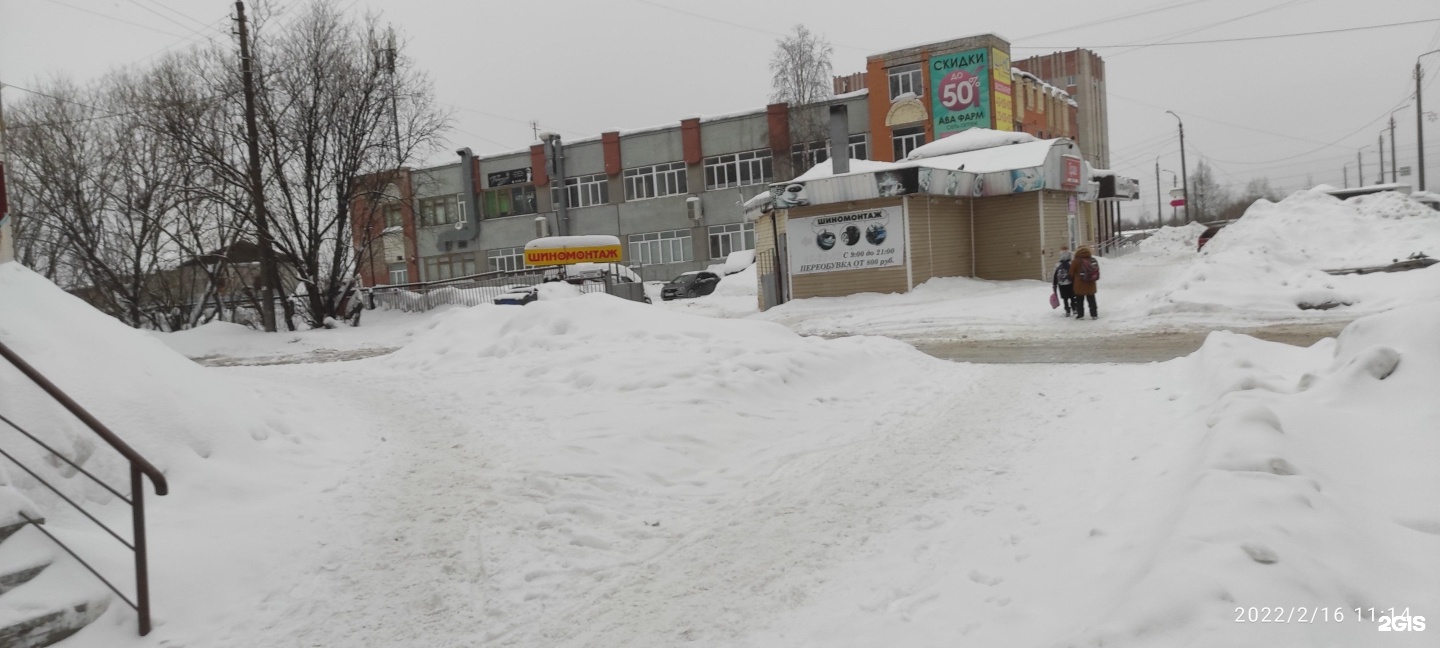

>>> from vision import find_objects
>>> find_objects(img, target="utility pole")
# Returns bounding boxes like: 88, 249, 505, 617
1358, 148, 1364, 186
1343, 164, 1348, 189
1418, 51, 1440, 191
1154, 160, 1161, 229
1167, 111, 1189, 223
530, 120, 539, 141
1389, 115, 1399, 183
235, 1, 279, 333
1378, 132, 1385, 183
1420, 59, 1430, 191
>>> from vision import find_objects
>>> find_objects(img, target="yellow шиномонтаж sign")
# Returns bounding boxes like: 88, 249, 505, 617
523, 245, 622, 266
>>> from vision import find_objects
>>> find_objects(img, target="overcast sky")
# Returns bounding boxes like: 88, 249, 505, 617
3, 0, 1439, 220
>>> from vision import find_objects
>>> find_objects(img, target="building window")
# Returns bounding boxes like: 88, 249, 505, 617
418, 195, 463, 227
382, 203, 402, 228
892, 126, 926, 160
1065, 75, 1076, 87
485, 246, 525, 273
483, 185, 536, 219
708, 222, 755, 260
551, 173, 609, 208
704, 149, 773, 190
849, 133, 869, 161
623, 162, 688, 201
628, 229, 693, 266
790, 140, 830, 173
423, 253, 476, 281
888, 64, 922, 100
387, 262, 408, 285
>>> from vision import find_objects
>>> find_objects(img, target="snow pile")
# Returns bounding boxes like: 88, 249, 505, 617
705, 249, 755, 275
904, 128, 1037, 160
1134, 221, 1207, 256
0, 263, 288, 500
1063, 304, 1440, 646
1143, 190, 1440, 319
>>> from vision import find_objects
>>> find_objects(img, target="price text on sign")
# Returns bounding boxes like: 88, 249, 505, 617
938, 70, 980, 111
524, 245, 622, 266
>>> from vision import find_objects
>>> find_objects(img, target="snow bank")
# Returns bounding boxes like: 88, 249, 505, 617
705, 249, 755, 275
0, 263, 288, 505
904, 128, 1037, 160
1071, 304, 1440, 646
1134, 221, 1207, 256
1142, 190, 1440, 319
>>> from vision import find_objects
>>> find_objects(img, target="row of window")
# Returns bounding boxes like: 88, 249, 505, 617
394, 150, 776, 227
383, 223, 758, 284
790, 134, 869, 173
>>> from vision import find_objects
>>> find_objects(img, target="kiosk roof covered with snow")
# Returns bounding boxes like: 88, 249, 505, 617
750, 130, 1137, 308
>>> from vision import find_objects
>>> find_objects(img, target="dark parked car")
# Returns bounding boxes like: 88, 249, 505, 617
1197, 222, 1230, 251
661, 271, 720, 300
493, 285, 539, 306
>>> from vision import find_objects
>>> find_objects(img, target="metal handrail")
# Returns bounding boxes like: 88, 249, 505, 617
0, 339, 167, 636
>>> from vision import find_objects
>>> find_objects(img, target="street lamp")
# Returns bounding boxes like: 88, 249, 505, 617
1166, 111, 1189, 222
1418, 49, 1440, 191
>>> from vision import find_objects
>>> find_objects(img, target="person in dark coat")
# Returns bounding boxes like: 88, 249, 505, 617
1052, 249, 1074, 316
1069, 246, 1099, 319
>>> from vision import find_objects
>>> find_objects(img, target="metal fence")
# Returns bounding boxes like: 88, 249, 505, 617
365, 266, 645, 312
755, 248, 787, 311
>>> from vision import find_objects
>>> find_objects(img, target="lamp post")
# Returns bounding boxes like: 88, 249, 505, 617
1418, 50, 1440, 191
1166, 111, 1189, 222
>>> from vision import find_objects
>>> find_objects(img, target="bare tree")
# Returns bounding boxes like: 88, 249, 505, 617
4, 76, 189, 329
1187, 159, 1229, 224
769, 24, 833, 172
247, 1, 447, 327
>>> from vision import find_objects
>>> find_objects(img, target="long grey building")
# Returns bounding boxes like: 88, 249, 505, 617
354, 92, 873, 286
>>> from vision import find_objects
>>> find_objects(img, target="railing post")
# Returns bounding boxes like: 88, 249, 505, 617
131, 464, 151, 636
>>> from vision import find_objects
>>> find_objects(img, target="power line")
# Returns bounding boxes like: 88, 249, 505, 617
1014, 15, 1440, 50
138, 0, 217, 31
44, 0, 192, 40
1014, 0, 1212, 42
121, 0, 226, 43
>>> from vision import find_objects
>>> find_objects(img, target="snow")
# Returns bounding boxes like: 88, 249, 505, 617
2, 184, 1437, 647
792, 158, 894, 182
762, 190, 1440, 340
910, 139, 1061, 174
1137, 221, 1208, 255
705, 249, 755, 275
523, 235, 620, 250
742, 190, 773, 215
903, 128, 1037, 161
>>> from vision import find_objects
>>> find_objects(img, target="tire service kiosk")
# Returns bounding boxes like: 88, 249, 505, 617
750, 130, 1136, 304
